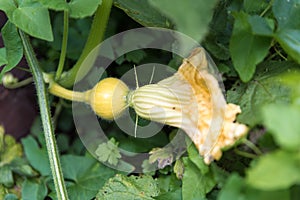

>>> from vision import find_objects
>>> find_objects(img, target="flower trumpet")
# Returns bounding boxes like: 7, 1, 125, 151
128, 48, 248, 164
48, 47, 248, 164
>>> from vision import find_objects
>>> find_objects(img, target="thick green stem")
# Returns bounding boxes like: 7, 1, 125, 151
48, 81, 90, 103
19, 30, 69, 200
59, 0, 113, 87
55, 10, 69, 81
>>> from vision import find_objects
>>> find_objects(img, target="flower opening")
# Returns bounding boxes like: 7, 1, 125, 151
129, 47, 248, 164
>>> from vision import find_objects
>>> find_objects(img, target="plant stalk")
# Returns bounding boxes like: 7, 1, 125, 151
59, 0, 113, 87
55, 10, 69, 81
19, 30, 69, 200
3, 77, 33, 89
48, 81, 90, 103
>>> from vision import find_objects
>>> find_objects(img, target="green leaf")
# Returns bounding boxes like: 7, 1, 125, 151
230, 12, 272, 82
218, 173, 290, 200
118, 131, 169, 153
0, 22, 23, 83
275, 30, 300, 63
273, 0, 300, 63
142, 159, 156, 175
125, 50, 147, 64
246, 150, 300, 190
59, 154, 116, 200
10, 158, 37, 177
248, 15, 274, 36
149, 147, 174, 169
203, 35, 231, 61
262, 104, 300, 150
210, 164, 229, 188
281, 70, 300, 103
50, 13, 92, 60
56, 134, 70, 153
291, 185, 300, 199
187, 144, 209, 174
10, 0, 53, 41
4, 194, 18, 200
0, 0, 17, 18
217, 174, 245, 200
155, 174, 182, 200
156, 174, 181, 195
150, 0, 218, 41
37, 0, 68, 11
115, 160, 136, 173
30, 117, 44, 136
173, 159, 184, 179
0, 131, 22, 166
154, 189, 181, 200
182, 157, 216, 200
114, 0, 171, 28
227, 61, 296, 126
203, 2, 231, 60
0, 128, 31, 188
68, 0, 102, 18
0, 166, 14, 187
273, 0, 300, 30
0, 48, 8, 67
22, 179, 48, 200
95, 138, 122, 166
96, 174, 160, 200
243, 0, 269, 14
21, 136, 51, 176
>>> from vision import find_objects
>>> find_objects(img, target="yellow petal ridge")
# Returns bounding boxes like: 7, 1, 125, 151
130, 47, 248, 164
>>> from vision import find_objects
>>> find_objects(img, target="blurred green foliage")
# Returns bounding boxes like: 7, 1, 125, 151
0, 0, 300, 199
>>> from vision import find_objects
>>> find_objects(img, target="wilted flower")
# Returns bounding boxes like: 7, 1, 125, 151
128, 47, 248, 164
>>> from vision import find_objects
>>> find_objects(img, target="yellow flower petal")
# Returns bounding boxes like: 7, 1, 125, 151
129, 47, 248, 164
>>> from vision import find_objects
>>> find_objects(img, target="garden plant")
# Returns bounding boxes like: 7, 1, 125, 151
0, 0, 300, 199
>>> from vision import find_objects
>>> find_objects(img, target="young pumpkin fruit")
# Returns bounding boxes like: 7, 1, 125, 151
87, 77, 129, 120
48, 77, 129, 120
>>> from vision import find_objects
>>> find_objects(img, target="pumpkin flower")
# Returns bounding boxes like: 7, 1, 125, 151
47, 47, 248, 164
128, 47, 248, 164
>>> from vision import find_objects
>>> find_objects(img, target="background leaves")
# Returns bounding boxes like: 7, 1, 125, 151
246, 150, 300, 190
114, 0, 171, 28
182, 157, 216, 200
52, 154, 116, 200
0, 21, 23, 82
273, 0, 300, 63
96, 174, 159, 200
0, 0, 54, 41
68, 0, 102, 18
227, 61, 296, 126
262, 104, 300, 150
1, 0, 300, 199
230, 12, 272, 82
150, 0, 218, 41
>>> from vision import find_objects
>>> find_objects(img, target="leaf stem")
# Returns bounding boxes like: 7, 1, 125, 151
242, 138, 263, 155
55, 11, 69, 81
16, 66, 31, 72
274, 46, 287, 61
260, 0, 274, 17
234, 148, 258, 159
53, 99, 63, 128
59, 0, 113, 87
3, 76, 33, 89
19, 30, 69, 200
